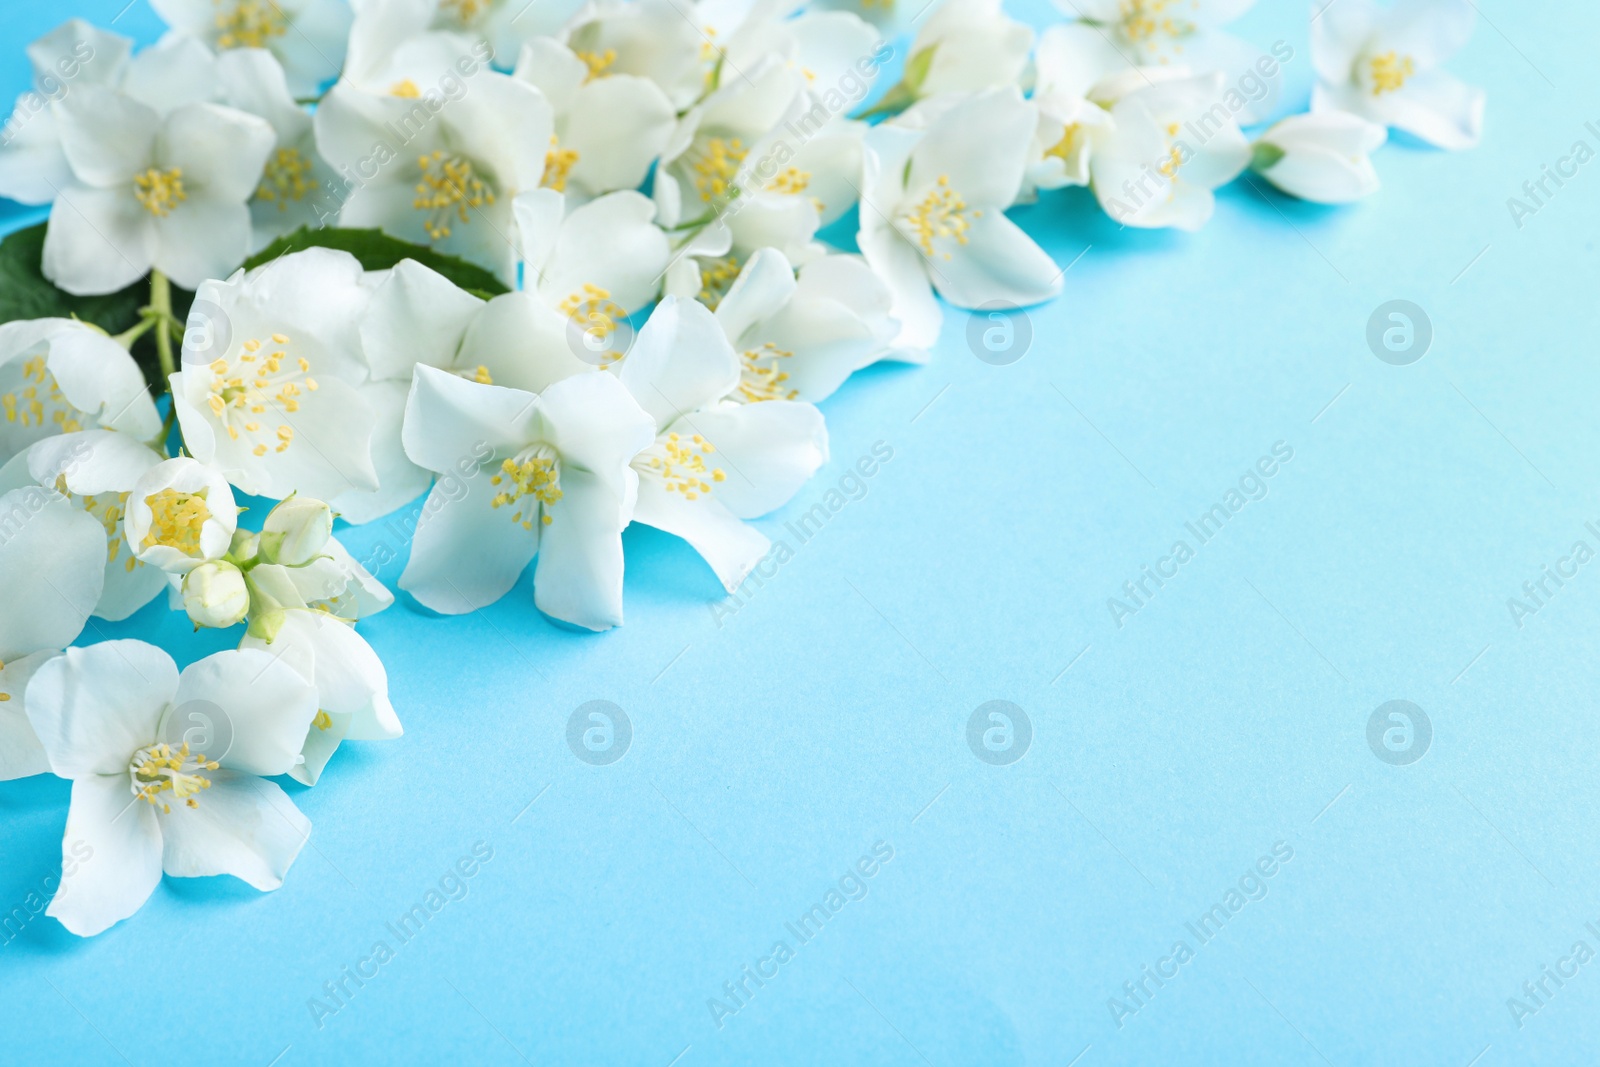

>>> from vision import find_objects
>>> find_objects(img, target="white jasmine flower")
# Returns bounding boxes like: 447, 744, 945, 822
151, 0, 351, 98
353, 258, 606, 520
0, 319, 162, 465
715, 7, 885, 107
707, 247, 910, 402
512, 37, 675, 205
347, 0, 580, 80
0, 23, 220, 206
349, 258, 594, 521
1088, 70, 1251, 230
1023, 23, 1122, 197
15, 429, 168, 621
0, 19, 132, 206
239, 513, 399, 786
241, 609, 400, 786
1312, 0, 1483, 150
653, 62, 805, 230
902, 0, 1034, 100
654, 62, 865, 280
1058, 0, 1279, 123
859, 88, 1061, 350
561, 0, 714, 111
41, 85, 274, 295
1251, 111, 1385, 203
398, 363, 654, 629
123, 456, 239, 576
216, 48, 337, 249
617, 297, 828, 591
513, 189, 671, 350
313, 71, 554, 283
170, 250, 380, 502
26, 641, 319, 936
0, 486, 106, 781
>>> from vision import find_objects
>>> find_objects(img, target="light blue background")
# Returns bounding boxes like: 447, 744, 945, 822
4, 2, 1598, 1064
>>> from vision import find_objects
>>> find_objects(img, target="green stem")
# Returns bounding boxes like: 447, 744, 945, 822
148, 270, 184, 455
150, 270, 176, 383
111, 314, 158, 350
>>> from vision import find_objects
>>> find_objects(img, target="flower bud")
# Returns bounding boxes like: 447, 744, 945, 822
182, 560, 250, 629
259, 497, 332, 566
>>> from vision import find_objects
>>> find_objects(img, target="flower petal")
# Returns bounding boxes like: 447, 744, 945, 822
0, 486, 105, 661
0, 650, 54, 780
617, 297, 741, 429
400, 455, 540, 614
47, 773, 163, 937
42, 184, 154, 296
632, 479, 770, 592
675, 399, 828, 519
172, 648, 318, 777
532, 465, 634, 630
26, 640, 176, 778
157, 770, 310, 890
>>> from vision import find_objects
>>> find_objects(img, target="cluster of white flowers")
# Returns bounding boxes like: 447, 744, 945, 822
0, 0, 1481, 935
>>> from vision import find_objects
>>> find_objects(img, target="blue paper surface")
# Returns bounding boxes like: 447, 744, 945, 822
3, 2, 1598, 1064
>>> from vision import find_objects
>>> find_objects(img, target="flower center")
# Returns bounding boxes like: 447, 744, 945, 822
257, 147, 317, 210
130, 741, 218, 813
204, 334, 319, 458
696, 255, 741, 311
543, 136, 580, 191
313, 710, 333, 730
414, 151, 495, 241
642, 433, 725, 500
141, 487, 212, 557
1158, 145, 1184, 181
454, 364, 493, 384
738, 344, 798, 403
391, 79, 421, 98
1367, 51, 1415, 95
559, 285, 628, 367
577, 49, 616, 81
900, 175, 980, 259
1116, 0, 1195, 44
214, 0, 288, 49
440, 0, 491, 23
689, 137, 747, 204
765, 167, 810, 195
1045, 123, 1084, 162
134, 166, 187, 218
1, 355, 86, 431
489, 446, 563, 530
56, 479, 140, 574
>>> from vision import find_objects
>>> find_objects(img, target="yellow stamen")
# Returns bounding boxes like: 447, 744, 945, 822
689, 137, 747, 204
643, 432, 723, 500
576, 48, 616, 81
213, 0, 289, 50
134, 167, 187, 218
257, 147, 317, 210
1368, 51, 1415, 95
900, 175, 980, 260
490, 448, 563, 530
542, 136, 580, 192
141, 487, 212, 557
413, 151, 495, 242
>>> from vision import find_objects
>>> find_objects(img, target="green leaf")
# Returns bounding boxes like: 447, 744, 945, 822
243, 226, 510, 295
904, 46, 936, 92
0, 221, 193, 385
1250, 141, 1286, 173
